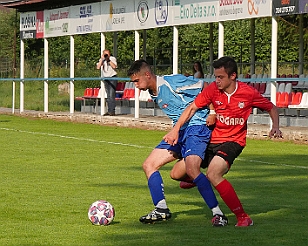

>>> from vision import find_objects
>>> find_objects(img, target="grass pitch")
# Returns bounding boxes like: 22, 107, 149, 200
0, 114, 307, 246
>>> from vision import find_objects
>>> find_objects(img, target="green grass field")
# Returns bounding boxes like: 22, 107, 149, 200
0, 114, 307, 246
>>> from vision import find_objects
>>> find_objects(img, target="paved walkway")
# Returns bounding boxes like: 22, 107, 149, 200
0, 107, 307, 144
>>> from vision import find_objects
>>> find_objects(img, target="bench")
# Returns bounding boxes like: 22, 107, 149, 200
75, 87, 102, 113
288, 92, 308, 116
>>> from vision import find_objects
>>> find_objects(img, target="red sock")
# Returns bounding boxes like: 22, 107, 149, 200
215, 179, 247, 218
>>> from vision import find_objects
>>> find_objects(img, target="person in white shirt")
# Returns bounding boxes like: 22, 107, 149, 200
96, 49, 118, 116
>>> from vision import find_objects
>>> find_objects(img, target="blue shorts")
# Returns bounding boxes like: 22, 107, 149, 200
155, 125, 211, 159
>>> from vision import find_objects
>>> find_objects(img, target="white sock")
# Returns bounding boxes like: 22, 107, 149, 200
156, 199, 168, 209
212, 206, 223, 216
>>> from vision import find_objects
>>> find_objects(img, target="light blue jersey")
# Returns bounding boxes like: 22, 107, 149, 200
150, 74, 209, 129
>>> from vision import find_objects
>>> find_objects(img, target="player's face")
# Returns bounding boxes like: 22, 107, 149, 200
214, 67, 236, 92
130, 71, 151, 91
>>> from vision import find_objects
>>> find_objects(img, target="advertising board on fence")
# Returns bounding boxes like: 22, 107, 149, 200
299, 0, 308, 14
134, 0, 173, 30
101, 0, 135, 32
218, 0, 272, 21
172, 0, 218, 25
69, 2, 101, 35
44, 7, 70, 38
20, 11, 44, 39
19, 0, 308, 39
272, 0, 298, 16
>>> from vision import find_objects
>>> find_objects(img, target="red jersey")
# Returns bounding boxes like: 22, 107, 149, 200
195, 81, 274, 146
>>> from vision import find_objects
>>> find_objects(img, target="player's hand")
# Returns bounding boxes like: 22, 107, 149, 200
163, 129, 179, 146
269, 127, 283, 138
206, 114, 216, 126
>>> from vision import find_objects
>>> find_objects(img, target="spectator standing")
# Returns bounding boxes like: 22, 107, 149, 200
96, 49, 118, 116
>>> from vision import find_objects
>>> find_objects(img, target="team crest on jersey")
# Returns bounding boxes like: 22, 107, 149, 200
238, 102, 245, 108
162, 104, 168, 108
215, 101, 223, 106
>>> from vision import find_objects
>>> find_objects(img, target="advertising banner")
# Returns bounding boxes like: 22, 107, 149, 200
36, 11, 44, 39
134, 0, 173, 30
101, 0, 135, 32
20, 12, 37, 39
44, 7, 70, 37
172, 0, 218, 25
272, 0, 298, 16
218, 0, 272, 22
299, 0, 308, 14
69, 2, 101, 35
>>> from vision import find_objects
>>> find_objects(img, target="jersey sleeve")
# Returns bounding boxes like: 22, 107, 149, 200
194, 82, 215, 108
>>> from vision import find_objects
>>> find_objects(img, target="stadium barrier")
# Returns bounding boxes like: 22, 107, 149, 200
1, 75, 308, 117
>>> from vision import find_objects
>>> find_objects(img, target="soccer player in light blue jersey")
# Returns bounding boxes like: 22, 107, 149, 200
127, 60, 228, 226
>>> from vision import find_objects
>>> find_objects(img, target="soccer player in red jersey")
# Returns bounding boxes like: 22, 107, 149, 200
165, 56, 283, 227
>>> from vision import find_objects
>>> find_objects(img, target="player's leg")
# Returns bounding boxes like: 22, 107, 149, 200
183, 125, 228, 226
170, 159, 196, 189
184, 154, 227, 226
140, 142, 180, 223
206, 142, 253, 227
170, 159, 187, 180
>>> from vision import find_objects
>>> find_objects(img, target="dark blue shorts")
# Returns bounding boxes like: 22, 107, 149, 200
155, 125, 211, 159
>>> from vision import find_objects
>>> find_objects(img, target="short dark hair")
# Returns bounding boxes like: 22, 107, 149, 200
213, 56, 238, 78
127, 59, 151, 77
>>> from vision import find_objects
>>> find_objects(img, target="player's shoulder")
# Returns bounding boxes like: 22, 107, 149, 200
237, 81, 255, 91
237, 80, 249, 86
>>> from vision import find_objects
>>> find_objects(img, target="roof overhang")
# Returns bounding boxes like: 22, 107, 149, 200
0, 0, 101, 12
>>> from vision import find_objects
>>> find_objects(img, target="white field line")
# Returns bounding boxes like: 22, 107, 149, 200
1, 127, 307, 169
237, 158, 308, 169
0, 127, 153, 149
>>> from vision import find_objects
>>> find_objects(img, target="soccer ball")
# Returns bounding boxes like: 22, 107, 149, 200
88, 200, 115, 226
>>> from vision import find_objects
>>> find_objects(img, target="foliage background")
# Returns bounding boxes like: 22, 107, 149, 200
1, 9, 308, 87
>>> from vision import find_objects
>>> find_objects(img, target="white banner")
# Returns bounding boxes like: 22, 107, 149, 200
44, 7, 70, 37
172, 0, 218, 25
20, 12, 36, 39
218, 0, 272, 21
69, 3, 101, 34
101, 0, 135, 32
20, 0, 276, 38
134, 0, 173, 30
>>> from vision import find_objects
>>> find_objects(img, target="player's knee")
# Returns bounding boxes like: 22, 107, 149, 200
142, 161, 153, 175
206, 171, 215, 183
169, 169, 177, 180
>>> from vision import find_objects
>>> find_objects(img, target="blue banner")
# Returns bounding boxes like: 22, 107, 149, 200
299, 0, 308, 13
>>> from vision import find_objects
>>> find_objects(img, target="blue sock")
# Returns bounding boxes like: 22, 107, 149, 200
194, 173, 218, 209
148, 171, 165, 207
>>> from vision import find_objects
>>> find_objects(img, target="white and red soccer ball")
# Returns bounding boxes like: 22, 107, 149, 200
88, 200, 115, 226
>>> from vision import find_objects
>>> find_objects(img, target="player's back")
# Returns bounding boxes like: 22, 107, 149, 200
151, 75, 208, 127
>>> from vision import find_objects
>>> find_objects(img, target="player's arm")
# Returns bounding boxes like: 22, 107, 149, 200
253, 90, 282, 139
202, 81, 216, 126
206, 103, 216, 126
268, 105, 283, 138
163, 101, 199, 145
